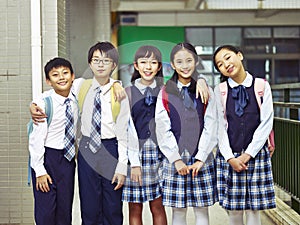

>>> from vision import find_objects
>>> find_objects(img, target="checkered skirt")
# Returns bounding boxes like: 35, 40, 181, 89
122, 138, 164, 203
162, 149, 217, 208
216, 147, 276, 210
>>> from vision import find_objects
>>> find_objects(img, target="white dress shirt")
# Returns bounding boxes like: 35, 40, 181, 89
75, 77, 130, 175
214, 72, 274, 161
155, 81, 217, 164
29, 91, 79, 177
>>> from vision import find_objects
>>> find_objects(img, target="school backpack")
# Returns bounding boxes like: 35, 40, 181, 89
78, 79, 120, 122
26, 96, 53, 186
218, 78, 275, 151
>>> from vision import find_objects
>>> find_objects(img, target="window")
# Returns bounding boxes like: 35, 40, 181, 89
215, 28, 241, 47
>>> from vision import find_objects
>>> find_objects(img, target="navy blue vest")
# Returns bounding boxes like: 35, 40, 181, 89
168, 90, 205, 156
129, 85, 160, 149
226, 79, 260, 153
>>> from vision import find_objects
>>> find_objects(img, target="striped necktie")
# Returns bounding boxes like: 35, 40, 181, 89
89, 87, 102, 153
64, 98, 75, 161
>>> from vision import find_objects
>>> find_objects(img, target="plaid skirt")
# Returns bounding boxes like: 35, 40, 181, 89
162, 149, 217, 208
216, 147, 276, 210
122, 139, 164, 203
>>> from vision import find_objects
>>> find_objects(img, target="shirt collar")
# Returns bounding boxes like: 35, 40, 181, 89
134, 78, 157, 92
51, 91, 76, 106
177, 80, 191, 90
228, 71, 253, 88
91, 77, 114, 95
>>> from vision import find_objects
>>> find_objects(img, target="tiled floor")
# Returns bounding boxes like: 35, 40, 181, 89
72, 171, 275, 225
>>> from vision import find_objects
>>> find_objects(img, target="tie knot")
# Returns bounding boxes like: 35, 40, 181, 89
144, 87, 154, 106
64, 98, 71, 105
96, 87, 101, 93
180, 86, 189, 97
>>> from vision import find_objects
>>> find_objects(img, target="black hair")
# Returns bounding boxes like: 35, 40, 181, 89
88, 41, 119, 65
131, 45, 164, 87
166, 43, 199, 94
213, 45, 241, 82
44, 57, 73, 80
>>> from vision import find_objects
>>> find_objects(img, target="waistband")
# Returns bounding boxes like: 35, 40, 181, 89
80, 135, 117, 143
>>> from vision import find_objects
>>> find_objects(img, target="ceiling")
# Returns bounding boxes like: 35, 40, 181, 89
111, 0, 300, 16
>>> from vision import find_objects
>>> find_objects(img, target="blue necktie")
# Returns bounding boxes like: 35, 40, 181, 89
180, 86, 195, 109
144, 87, 154, 106
89, 87, 102, 153
232, 85, 249, 117
64, 98, 75, 161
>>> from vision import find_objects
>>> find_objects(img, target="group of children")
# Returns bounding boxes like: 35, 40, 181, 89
28, 41, 276, 225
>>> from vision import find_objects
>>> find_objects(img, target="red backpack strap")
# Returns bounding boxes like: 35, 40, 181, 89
161, 86, 170, 116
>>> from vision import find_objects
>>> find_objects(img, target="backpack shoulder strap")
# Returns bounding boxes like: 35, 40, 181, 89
78, 79, 93, 113
44, 96, 53, 125
27, 96, 53, 186
218, 81, 228, 111
27, 96, 53, 138
254, 78, 265, 108
111, 86, 121, 123
161, 86, 170, 116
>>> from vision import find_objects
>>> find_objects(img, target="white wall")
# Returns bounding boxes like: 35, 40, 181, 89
137, 11, 300, 26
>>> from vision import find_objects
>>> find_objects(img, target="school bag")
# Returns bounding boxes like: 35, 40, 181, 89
218, 78, 275, 150
78, 79, 120, 122
26, 96, 53, 186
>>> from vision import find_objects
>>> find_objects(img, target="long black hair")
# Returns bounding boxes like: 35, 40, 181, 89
166, 42, 199, 94
131, 45, 164, 87
213, 45, 242, 82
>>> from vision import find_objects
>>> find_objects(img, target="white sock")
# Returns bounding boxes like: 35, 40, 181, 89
193, 207, 209, 225
246, 210, 261, 225
172, 207, 187, 225
228, 210, 244, 225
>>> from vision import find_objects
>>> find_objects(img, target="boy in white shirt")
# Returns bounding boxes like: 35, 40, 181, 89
29, 57, 78, 225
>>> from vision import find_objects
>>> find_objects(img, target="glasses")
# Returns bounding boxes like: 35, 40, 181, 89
91, 58, 112, 65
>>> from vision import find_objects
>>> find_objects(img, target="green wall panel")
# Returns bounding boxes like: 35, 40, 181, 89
118, 26, 185, 64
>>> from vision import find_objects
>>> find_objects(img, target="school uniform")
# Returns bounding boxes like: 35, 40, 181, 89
75, 78, 129, 225
29, 91, 78, 225
214, 73, 276, 210
155, 80, 217, 208
122, 79, 164, 203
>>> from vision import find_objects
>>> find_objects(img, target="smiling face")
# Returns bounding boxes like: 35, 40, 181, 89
171, 49, 198, 85
89, 49, 117, 84
214, 48, 245, 82
46, 66, 75, 97
134, 53, 161, 86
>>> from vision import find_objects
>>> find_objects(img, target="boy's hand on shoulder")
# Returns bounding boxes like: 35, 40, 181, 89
130, 166, 142, 186
174, 159, 189, 176
30, 103, 47, 125
196, 78, 209, 104
188, 160, 204, 178
112, 173, 125, 190
113, 82, 126, 102
228, 158, 248, 172
36, 174, 52, 192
